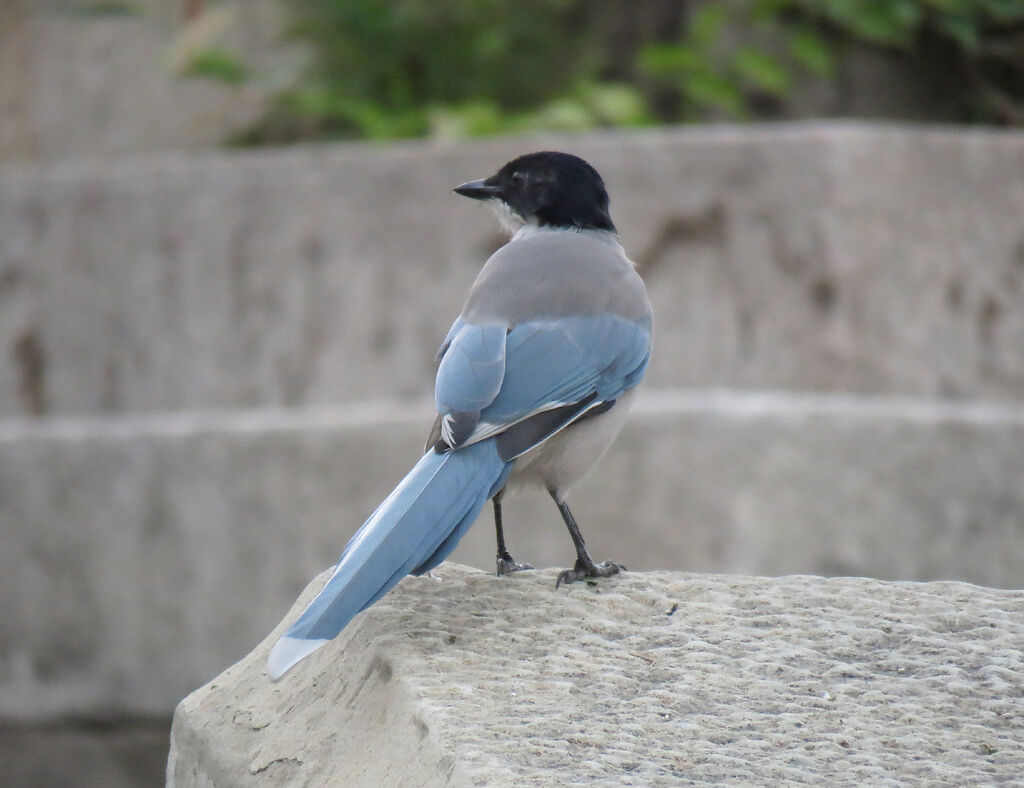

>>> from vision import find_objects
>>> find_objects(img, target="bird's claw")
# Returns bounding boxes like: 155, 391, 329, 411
555, 559, 625, 589
496, 556, 534, 576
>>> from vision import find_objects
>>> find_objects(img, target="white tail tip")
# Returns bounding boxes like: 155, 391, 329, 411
266, 636, 329, 680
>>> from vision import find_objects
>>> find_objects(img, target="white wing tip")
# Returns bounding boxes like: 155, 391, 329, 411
266, 636, 329, 680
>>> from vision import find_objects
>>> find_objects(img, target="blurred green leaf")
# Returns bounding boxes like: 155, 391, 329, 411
918, 0, 966, 12
751, 0, 794, 25
732, 48, 791, 95
686, 70, 747, 118
690, 4, 731, 46
787, 28, 836, 77
937, 13, 981, 51
183, 48, 249, 85
576, 83, 652, 126
429, 101, 506, 138
816, 0, 923, 46
637, 43, 702, 76
530, 98, 596, 131
980, 0, 1024, 22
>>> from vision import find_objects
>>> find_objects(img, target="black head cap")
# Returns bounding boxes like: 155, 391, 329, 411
454, 151, 615, 232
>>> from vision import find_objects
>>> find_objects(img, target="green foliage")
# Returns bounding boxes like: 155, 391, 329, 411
637, 1, 822, 121
786, 28, 837, 77
640, 0, 1024, 123
275, 0, 607, 139
183, 48, 250, 85
238, 0, 1024, 141
430, 83, 651, 139
796, 0, 1024, 122
814, 0, 926, 47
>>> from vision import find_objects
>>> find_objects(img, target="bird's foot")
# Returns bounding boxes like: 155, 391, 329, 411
555, 559, 625, 589
496, 554, 534, 577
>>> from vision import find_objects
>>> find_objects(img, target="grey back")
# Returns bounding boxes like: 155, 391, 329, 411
461, 231, 650, 327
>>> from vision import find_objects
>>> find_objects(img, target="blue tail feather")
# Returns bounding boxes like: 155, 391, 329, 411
267, 439, 511, 679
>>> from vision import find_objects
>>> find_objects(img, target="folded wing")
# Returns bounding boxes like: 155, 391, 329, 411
433, 313, 650, 458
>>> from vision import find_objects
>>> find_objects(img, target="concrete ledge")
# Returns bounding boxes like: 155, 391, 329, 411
3, 389, 1023, 724
3, 124, 1024, 417
168, 563, 1024, 786
0, 720, 170, 788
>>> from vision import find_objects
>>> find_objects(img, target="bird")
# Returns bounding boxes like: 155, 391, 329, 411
266, 151, 652, 679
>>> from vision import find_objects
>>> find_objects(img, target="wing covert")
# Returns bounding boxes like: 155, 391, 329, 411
433, 291, 649, 456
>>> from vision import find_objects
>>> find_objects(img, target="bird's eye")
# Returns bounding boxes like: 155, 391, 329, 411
511, 171, 526, 182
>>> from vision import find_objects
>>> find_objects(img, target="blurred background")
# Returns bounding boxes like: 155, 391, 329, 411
2, 0, 1023, 785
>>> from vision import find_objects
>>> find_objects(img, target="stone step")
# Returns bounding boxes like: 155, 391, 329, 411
2, 124, 1024, 418
168, 562, 1024, 785
2, 388, 1022, 723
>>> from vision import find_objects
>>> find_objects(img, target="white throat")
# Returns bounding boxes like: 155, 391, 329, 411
488, 201, 527, 235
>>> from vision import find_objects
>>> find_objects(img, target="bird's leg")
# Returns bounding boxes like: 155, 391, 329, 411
493, 489, 532, 576
550, 490, 625, 588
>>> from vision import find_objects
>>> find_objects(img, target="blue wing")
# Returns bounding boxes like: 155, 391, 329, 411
435, 321, 507, 414
434, 314, 650, 456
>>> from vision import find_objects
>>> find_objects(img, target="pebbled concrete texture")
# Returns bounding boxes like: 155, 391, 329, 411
3, 391, 1023, 725
169, 563, 1024, 786
2, 125, 1024, 418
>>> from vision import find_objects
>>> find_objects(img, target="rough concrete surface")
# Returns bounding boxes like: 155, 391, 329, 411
2, 125, 1024, 418
4, 390, 1023, 726
0, 0, 285, 163
169, 563, 1024, 786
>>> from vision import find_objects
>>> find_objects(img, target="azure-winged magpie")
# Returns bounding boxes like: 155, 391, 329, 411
266, 151, 652, 679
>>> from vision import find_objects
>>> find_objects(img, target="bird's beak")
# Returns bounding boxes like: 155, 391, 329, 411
453, 179, 502, 200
